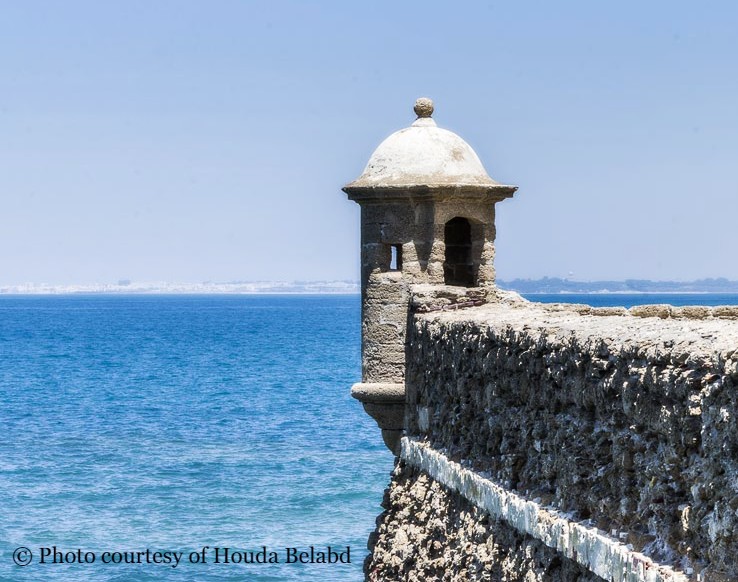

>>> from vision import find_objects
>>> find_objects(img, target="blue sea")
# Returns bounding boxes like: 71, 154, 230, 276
0, 295, 391, 582
525, 292, 738, 308
2, 293, 737, 581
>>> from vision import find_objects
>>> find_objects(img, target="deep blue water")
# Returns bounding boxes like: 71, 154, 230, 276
2, 293, 737, 581
0, 295, 392, 582
524, 292, 738, 308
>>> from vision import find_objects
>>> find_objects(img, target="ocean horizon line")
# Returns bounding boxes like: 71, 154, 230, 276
4, 279, 738, 296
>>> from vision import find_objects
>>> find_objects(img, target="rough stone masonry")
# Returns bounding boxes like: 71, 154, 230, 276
343, 99, 738, 582
366, 293, 738, 581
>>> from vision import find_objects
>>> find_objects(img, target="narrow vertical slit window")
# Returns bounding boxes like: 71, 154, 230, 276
389, 244, 402, 271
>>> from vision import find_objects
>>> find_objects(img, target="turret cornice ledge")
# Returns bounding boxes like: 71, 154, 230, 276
343, 183, 517, 203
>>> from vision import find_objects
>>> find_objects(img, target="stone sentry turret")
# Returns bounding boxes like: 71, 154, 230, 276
343, 98, 517, 454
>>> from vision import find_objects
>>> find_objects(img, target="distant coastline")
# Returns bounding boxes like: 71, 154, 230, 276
498, 277, 738, 294
3, 278, 738, 295
0, 280, 360, 295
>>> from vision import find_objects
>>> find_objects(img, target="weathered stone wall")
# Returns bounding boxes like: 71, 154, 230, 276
366, 296, 738, 581
368, 460, 606, 582
358, 198, 499, 384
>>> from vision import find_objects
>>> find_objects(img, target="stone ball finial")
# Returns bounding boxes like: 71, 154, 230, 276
413, 97, 434, 118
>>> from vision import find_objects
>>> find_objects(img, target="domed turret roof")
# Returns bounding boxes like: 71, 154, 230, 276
344, 98, 516, 198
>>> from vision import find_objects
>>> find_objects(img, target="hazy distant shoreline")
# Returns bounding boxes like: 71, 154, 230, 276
4, 278, 738, 295
0, 281, 360, 295
498, 277, 738, 294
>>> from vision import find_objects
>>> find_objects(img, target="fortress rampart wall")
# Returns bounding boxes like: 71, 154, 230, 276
366, 294, 738, 582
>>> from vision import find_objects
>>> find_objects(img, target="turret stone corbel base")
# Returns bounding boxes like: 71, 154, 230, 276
350, 382, 405, 455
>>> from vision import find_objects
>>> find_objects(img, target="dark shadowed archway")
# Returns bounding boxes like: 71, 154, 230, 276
444, 217, 474, 286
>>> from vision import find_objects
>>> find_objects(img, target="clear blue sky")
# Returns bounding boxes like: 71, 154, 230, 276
2, 0, 737, 284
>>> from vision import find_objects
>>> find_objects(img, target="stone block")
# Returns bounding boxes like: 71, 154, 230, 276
590, 306, 628, 316
672, 306, 712, 320
363, 321, 404, 345
363, 359, 404, 384
714, 306, 738, 319
476, 263, 495, 286
365, 280, 409, 303
629, 304, 673, 319
361, 203, 421, 230
434, 201, 495, 225
401, 260, 424, 279
480, 240, 496, 262
363, 302, 410, 328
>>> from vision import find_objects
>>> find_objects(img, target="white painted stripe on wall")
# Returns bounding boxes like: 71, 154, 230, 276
401, 438, 689, 582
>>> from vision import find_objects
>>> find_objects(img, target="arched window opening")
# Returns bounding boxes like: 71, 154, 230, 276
444, 217, 474, 286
